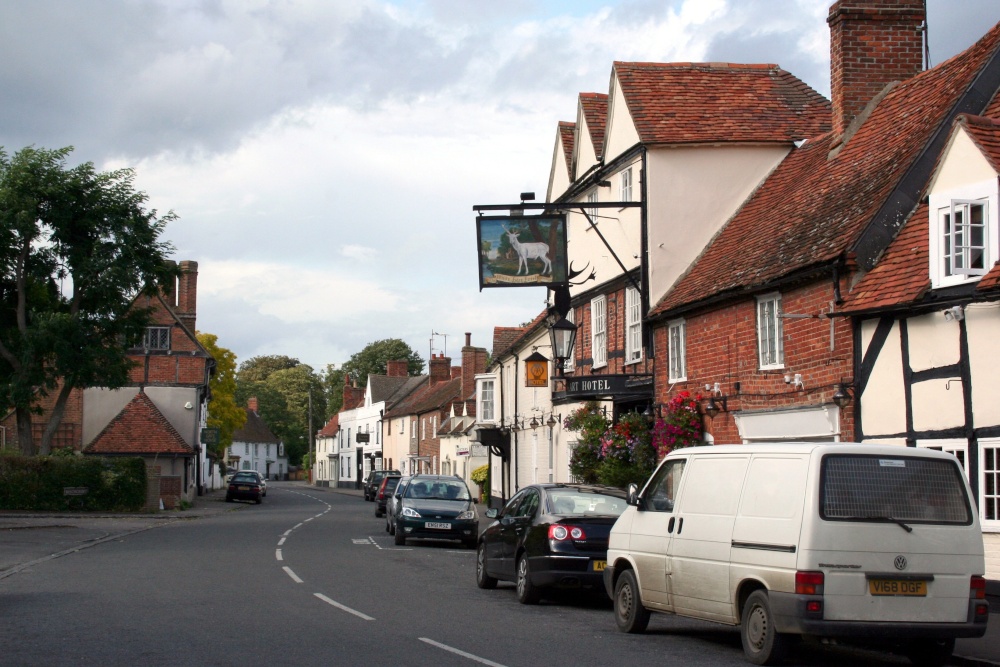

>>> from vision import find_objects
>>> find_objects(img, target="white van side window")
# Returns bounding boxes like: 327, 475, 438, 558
643, 459, 686, 512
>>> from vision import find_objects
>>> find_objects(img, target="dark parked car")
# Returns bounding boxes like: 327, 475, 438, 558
364, 469, 401, 501
375, 474, 401, 517
476, 483, 627, 604
386, 476, 411, 534
394, 475, 478, 548
226, 471, 264, 504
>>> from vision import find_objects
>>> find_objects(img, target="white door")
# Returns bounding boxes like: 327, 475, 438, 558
629, 458, 687, 610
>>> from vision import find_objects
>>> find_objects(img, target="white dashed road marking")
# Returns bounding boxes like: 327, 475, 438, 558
283, 566, 303, 583
314, 593, 375, 621
275, 549, 283, 561
419, 638, 508, 667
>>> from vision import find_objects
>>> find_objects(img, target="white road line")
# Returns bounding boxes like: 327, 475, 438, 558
293, 523, 303, 529
275, 549, 283, 561
314, 593, 375, 621
369, 537, 382, 550
304, 517, 314, 522
419, 638, 507, 667
278, 537, 286, 546
282, 530, 292, 537
283, 566, 303, 583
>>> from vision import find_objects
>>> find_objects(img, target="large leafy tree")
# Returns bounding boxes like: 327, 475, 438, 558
341, 338, 424, 388
0, 146, 176, 455
196, 333, 246, 462
235, 355, 325, 466
322, 363, 345, 417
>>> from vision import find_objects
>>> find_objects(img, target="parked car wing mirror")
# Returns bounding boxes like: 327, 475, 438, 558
485, 508, 498, 519
626, 483, 640, 507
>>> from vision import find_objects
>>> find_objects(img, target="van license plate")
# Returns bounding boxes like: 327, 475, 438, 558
426, 522, 451, 530
868, 579, 927, 596
592, 560, 607, 572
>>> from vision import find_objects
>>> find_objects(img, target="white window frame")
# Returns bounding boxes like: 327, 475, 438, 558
980, 438, 1000, 531
620, 167, 633, 202
929, 181, 998, 288
625, 285, 642, 364
586, 190, 598, 219
668, 319, 687, 382
476, 375, 497, 424
756, 292, 784, 370
591, 295, 607, 369
563, 309, 575, 373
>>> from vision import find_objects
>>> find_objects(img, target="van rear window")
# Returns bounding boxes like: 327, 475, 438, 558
820, 455, 971, 525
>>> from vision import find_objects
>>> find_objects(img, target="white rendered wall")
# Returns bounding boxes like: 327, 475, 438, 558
603, 74, 640, 163
929, 128, 997, 193
859, 319, 907, 436
968, 303, 1000, 427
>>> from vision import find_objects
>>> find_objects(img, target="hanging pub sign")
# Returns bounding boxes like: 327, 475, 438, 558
477, 215, 568, 289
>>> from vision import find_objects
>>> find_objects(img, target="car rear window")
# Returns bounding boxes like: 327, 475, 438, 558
821, 454, 972, 525
546, 489, 627, 516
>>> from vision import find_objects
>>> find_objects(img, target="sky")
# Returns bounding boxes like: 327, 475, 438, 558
2, 0, 1000, 373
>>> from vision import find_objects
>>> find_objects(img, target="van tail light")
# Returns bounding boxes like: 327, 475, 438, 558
971, 575, 987, 600
549, 525, 587, 541
795, 571, 825, 595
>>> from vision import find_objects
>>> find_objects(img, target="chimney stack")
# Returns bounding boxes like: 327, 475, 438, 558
386, 359, 408, 378
175, 260, 199, 331
429, 353, 452, 385
828, 0, 925, 137
248, 397, 259, 414
461, 333, 488, 400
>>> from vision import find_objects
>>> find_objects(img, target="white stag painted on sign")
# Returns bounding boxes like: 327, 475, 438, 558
502, 225, 552, 276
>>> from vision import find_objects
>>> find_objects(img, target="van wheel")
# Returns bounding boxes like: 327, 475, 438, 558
476, 543, 498, 589
741, 590, 787, 665
516, 554, 540, 604
614, 569, 650, 633
905, 639, 955, 667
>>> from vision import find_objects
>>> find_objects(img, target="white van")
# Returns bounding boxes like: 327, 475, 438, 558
603, 443, 988, 665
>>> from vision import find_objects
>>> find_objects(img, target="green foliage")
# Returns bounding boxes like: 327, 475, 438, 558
340, 338, 424, 388
565, 402, 609, 484
323, 364, 345, 417
0, 145, 177, 455
197, 332, 246, 455
470, 464, 489, 485
0, 455, 147, 511
564, 404, 658, 488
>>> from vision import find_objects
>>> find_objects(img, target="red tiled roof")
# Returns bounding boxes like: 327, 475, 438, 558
492, 326, 525, 359
840, 203, 930, 313
558, 121, 575, 175
494, 309, 548, 360
614, 62, 831, 146
959, 114, 1000, 173
87, 391, 193, 455
651, 23, 1000, 317
318, 414, 339, 437
979, 261, 1000, 290
579, 92, 608, 160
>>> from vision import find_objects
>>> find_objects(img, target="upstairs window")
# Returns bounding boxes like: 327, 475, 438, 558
620, 167, 633, 202
625, 286, 642, 363
476, 376, 496, 423
668, 319, 686, 382
591, 295, 607, 369
930, 182, 998, 288
563, 309, 575, 373
756, 293, 784, 369
143, 326, 170, 350
586, 191, 598, 220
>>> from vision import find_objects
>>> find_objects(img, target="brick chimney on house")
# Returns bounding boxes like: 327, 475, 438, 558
429, 353, 452, 385
828, 0, 925, 137
461, 332, 488, 399
342, 373, 365, 408
386, 359, 408, 377
248, 397, 258, 414
175, 260, 199, 331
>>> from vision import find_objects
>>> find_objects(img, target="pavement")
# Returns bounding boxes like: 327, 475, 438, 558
2, 481, 999, 666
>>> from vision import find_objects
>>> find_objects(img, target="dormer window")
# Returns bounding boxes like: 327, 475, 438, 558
929, 181, 998, 288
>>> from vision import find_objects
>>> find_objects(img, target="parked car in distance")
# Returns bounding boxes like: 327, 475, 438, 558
386, 477, 411, 534
364, 469, 401, 501
394, 474, 478, 548
375, 474, 402, 517
226, 471, 264, 504
476, 483, 627, 604
239, 470, 267, 497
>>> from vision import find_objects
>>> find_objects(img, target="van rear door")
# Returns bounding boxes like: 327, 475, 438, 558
803, 452, 981, 623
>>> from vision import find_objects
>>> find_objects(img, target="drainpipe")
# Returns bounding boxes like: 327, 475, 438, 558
513, 350, 519, 494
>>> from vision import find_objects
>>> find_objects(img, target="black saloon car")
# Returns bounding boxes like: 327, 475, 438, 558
475, 483, 628, 604
394, 475, 478, 548
363, 469, 401, 501
374, 474, 401, 517
226, 471, 264, 504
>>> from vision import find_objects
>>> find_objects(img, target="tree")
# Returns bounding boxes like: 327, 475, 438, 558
322, 363, 345, 417
237, 354, 300, 383
341, 338, 424, 388
196, 332, 246, 460
0, 146, 176, 455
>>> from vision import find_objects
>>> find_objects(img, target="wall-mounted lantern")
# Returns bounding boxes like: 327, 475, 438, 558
548, 317, 577, 375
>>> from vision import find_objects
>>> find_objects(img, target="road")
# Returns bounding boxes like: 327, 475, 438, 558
0, 482, 919, 666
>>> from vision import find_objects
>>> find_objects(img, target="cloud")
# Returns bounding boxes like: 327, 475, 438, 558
341, 245, 378, 261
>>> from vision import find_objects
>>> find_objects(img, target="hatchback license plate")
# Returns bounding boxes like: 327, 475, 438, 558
426, 522, 451, 530
868, 579, 927, 596
238, 485, 249, 491
592, 560, 607, 572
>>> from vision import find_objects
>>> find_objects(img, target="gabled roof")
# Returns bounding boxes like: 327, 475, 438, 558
579, 92, 608, 160
613, 61, 830, 146
651, 22, 1000, 318
383, 377, 461, 420
233, 407, 280, 444
960, 113, 1000, 172
87, 391, 192, 455
369, 374, 412, 403
384, 374, 428, 410
558, 121, 575, 174
492, 309, 548, 361
318, 414, 339, 438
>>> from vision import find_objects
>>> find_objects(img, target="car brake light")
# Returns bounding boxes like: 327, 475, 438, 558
548, 525, 586, 541
795, 571, 824, 595
971, 575, 986, 600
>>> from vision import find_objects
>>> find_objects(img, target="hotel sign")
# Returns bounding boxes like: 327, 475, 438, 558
563, 374, 653, 399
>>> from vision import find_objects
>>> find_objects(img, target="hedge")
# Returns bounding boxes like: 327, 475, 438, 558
0, 455, 147, 511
